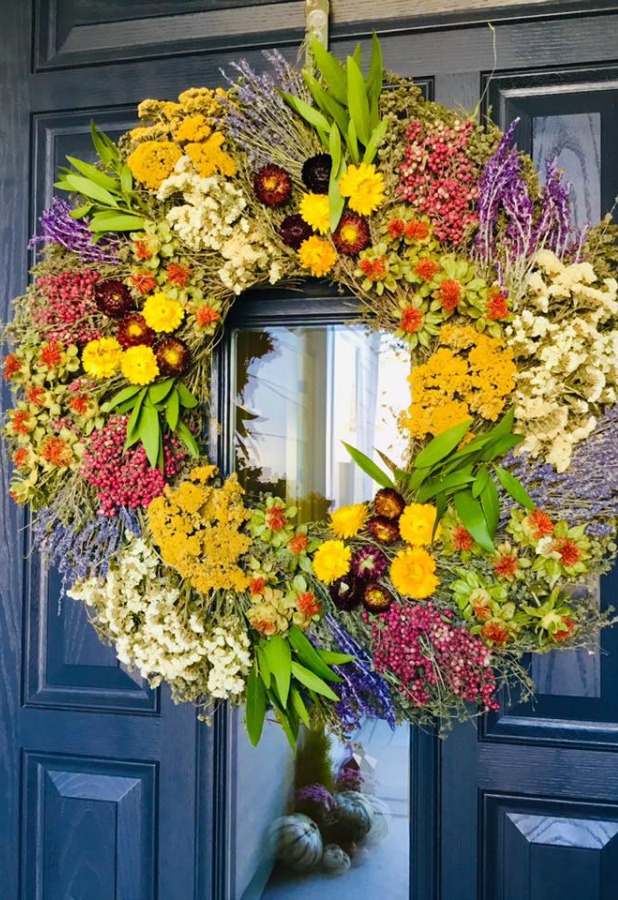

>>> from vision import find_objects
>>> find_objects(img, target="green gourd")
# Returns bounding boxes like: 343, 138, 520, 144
332, 791, 374, 842
269, 814, 323, 872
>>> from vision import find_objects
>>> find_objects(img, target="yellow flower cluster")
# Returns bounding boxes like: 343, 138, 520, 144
329, 503, 367, 539
390, 546, 439, 599
404, 324, 516, 439
299, 236, 337, 277
127, 141, 182, 191
148, 466, 252, 594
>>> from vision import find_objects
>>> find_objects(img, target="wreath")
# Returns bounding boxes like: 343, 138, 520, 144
4, 35, 618, 746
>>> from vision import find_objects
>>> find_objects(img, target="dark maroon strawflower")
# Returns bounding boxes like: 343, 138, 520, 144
302, 153, 332, 194
116, 313, 154, 349
155, 337, 191, 376
279, 213, 313, 249
253, 164, 292, 207
366, 516, 400, 544
362, 583, 394, 613
351, 546, 388, 581
329, 576, 362, 611
94, 279, 134, 318
333, 212, 371, 256
374, 488, 405, 520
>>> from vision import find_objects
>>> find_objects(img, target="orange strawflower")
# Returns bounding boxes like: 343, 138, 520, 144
289, 533, 309, 554
167, 263, 191, 287
40, 436, 73, 467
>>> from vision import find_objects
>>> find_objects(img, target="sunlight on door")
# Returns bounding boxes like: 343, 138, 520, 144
227, 324, 411, 900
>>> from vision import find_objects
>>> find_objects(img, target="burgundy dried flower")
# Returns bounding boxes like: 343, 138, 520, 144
94, 279, 134, 318
333, 212, 371, 256
351, 546, 388, 581
279, 213, 313, 249
329, 576, 362, 611
117, 314, 154, 349
155, 337, 191, 376
302, 153, 332, 193
373, 488, 405, 520
253, 164, 292, 207
362, 582, 394, 613
366, 516, 400, 544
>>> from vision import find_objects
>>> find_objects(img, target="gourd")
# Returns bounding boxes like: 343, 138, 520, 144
331, 791, 374, 842
363, 795, 391, 846
322, 844, 351, 875
268, 814, 323, 872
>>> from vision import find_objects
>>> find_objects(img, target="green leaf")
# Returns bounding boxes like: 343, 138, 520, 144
481, 477, 500, 536
494, 466, 536, 510
303, 71, 349, 135
408, 466, 430, 492
106, 384, 143, 410
289, 687, 311, 727
328, 165, 345, 231
342, 441, 394, 488
139, 404, 161, 468
264, 635, 292, 707
416, 468, 475, 502
454, 490, 495, 552
433, 491, 447, 540
176, 421, 200, 457
177, 382, 199, 409
363, 119, 387, 164
329, 122, 342, 179
347, 56, 371, 145
346, 117, 360, 163
413, 419, 473, 469
288, 626, 342, 683
120, 165, 133, 195
68, 204, 92, 219
472, 465, 490, 498
291, 662, 339, 701
366, 32, 383, 107
309, 38, 348, 104
148, 378, 174, 405
90, 121, 118, 166
245, 666, 267, 747
352, 43, 363, 69
278, 90, 331, 133
257, 645, 271, 690
124, 389, 147, 449
166, 389, 180, 431
89, 212, 145, 232
317, 650, 354, 666
481, 433, 524, 461
61, 173, 118, 206
65, 157, 119, 193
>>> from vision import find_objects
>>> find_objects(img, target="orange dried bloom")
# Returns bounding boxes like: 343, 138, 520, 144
494, 553, 519, 579
527, 509, 554, 539
40, 436, 73, 467
266, 504, 287, 531
131, 272, 157, 295
249, 576, 267, 596
26, 386, 45, 408
414, 258, 440, 281
552, 538, 581, 567
167, 263, 191, 287
359, 256, 388, 282
39, 342, 63, 369
405, 220, 430, 241
195, 305, 221, 328
289, 533, 309, 554
400, 306, 424, 334
487, 288, 510, 321
297, 591, 321, 618
437, 279, 462, 312
481, 621, 510, 645
453, 525, 473, 552
3, 353, 20, 381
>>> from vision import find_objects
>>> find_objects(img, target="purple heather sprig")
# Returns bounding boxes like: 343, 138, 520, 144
535, 159, 582, 259
29, 198, 120, 263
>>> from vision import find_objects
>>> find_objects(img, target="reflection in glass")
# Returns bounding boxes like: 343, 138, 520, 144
228, 324, 411, 900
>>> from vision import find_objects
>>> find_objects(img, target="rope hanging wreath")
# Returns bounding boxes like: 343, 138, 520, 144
4, 33, 618, 747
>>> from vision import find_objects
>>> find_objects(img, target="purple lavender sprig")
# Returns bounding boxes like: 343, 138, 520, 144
29, 198, 120, 263
534, 159, 582, 259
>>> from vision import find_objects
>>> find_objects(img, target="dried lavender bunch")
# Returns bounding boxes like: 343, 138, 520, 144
29, 198, 120, 263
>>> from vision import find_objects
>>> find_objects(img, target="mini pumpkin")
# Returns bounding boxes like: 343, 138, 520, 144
268, 814, 323, 872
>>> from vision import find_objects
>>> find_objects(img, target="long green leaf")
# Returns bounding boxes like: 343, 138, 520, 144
309, 38, 348, 104
264, 635, 292, 707
494, 466, 536, 510
347, 56, 371, 145
61, 173, 118, 206
166, 389, 180, 431
317, 650, 354, 666
481, 477, 500, 536
89, 212, 145, 232
329, 122, 342, 180
245, 666, 267, 746
257, 645, 272, 689
149, 378, 174, 405
454, 490, 494, 552
278, 90, 331, 133
288, 626, 342, 683
290, 687, 311, 727
342, 441, 394, 488
176, 421, 200, 457
65, 157, 119, 193
124, 389, 146, 449
106, 384, 143, 410
366, 32, 383, 107
328, 166, 345, 231
140, 404, 161, 468
414, 419, 473, 469
346, 116, 360, 163
177, 382, 198, 409
472, 465, 490, 498
303, 71, 349, 135
120, 165, 133, 195
363, 119, 387, 164
433, 491, 448, 540
481, 433, 524, 461
416, 469, 475, 502
291, 662, 339, 701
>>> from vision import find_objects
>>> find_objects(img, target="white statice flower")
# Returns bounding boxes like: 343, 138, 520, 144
508, 252, 618, 472
68, 536, 251, 704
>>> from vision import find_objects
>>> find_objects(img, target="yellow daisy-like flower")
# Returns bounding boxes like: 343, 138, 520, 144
299, 193, 330, 234
298, 236, 338, 277
81, 337, 122, 379
329, 503, 368, 539
390, 547, 439, 599
143, 292, 185, 333
312, 540, 352, 585
120, 345, 160, 385
339, 162, 385, 216
399, 503, 442, 546
127, 141, 182, 191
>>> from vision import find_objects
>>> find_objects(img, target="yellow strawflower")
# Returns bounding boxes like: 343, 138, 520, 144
390, 547, 439, 599
329, 503, 368, 539
143, 292, 185, 333
298, 236, 337, 277
399, 503, 442, 546
127, 140, 182, 190
120, 345, 160, 385
312, 540, 352, 584
299, 193, 330, 234
81, 337, 122, 379
339, 162, 385, 216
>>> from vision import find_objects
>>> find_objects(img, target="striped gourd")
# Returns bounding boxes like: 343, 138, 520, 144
269, 814, 323, 872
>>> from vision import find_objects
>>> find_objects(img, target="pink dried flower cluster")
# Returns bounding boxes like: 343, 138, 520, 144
398, 119, 478, 244
369, 602, 499, 711
81, 415, 185, 516
34, 269, 101, 345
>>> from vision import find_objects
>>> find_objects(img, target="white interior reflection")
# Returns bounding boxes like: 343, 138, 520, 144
229, 324, 411, 900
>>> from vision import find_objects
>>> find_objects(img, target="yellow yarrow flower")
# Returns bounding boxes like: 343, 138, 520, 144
174, 114, 212, 143
399, 503, 442, 546
298, 236, 337, 277
390, 546, 439, 599
185, 133, 237, 177
127, 140, 182, 191
120, 345, 160, 385
81, 337, 122, 379
312, 540, 351, 584
329, 503, 368, 539
299, 193, 330, 234
143, 292, 185, 333
339, 162, 385, 216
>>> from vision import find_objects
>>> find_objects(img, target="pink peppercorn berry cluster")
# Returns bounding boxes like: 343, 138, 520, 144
34, 269, 101, 345
82, 415, 185, 516
398, 119, 478, 245
368, 601, 500, 711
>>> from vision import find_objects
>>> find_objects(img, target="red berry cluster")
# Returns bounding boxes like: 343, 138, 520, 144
34, 269, 101, 345
369, 601, 499, 711
81, 415, 185, 516
398, 119, 478, 245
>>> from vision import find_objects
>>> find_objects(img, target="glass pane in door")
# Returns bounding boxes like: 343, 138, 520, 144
227, 323, 411, 900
